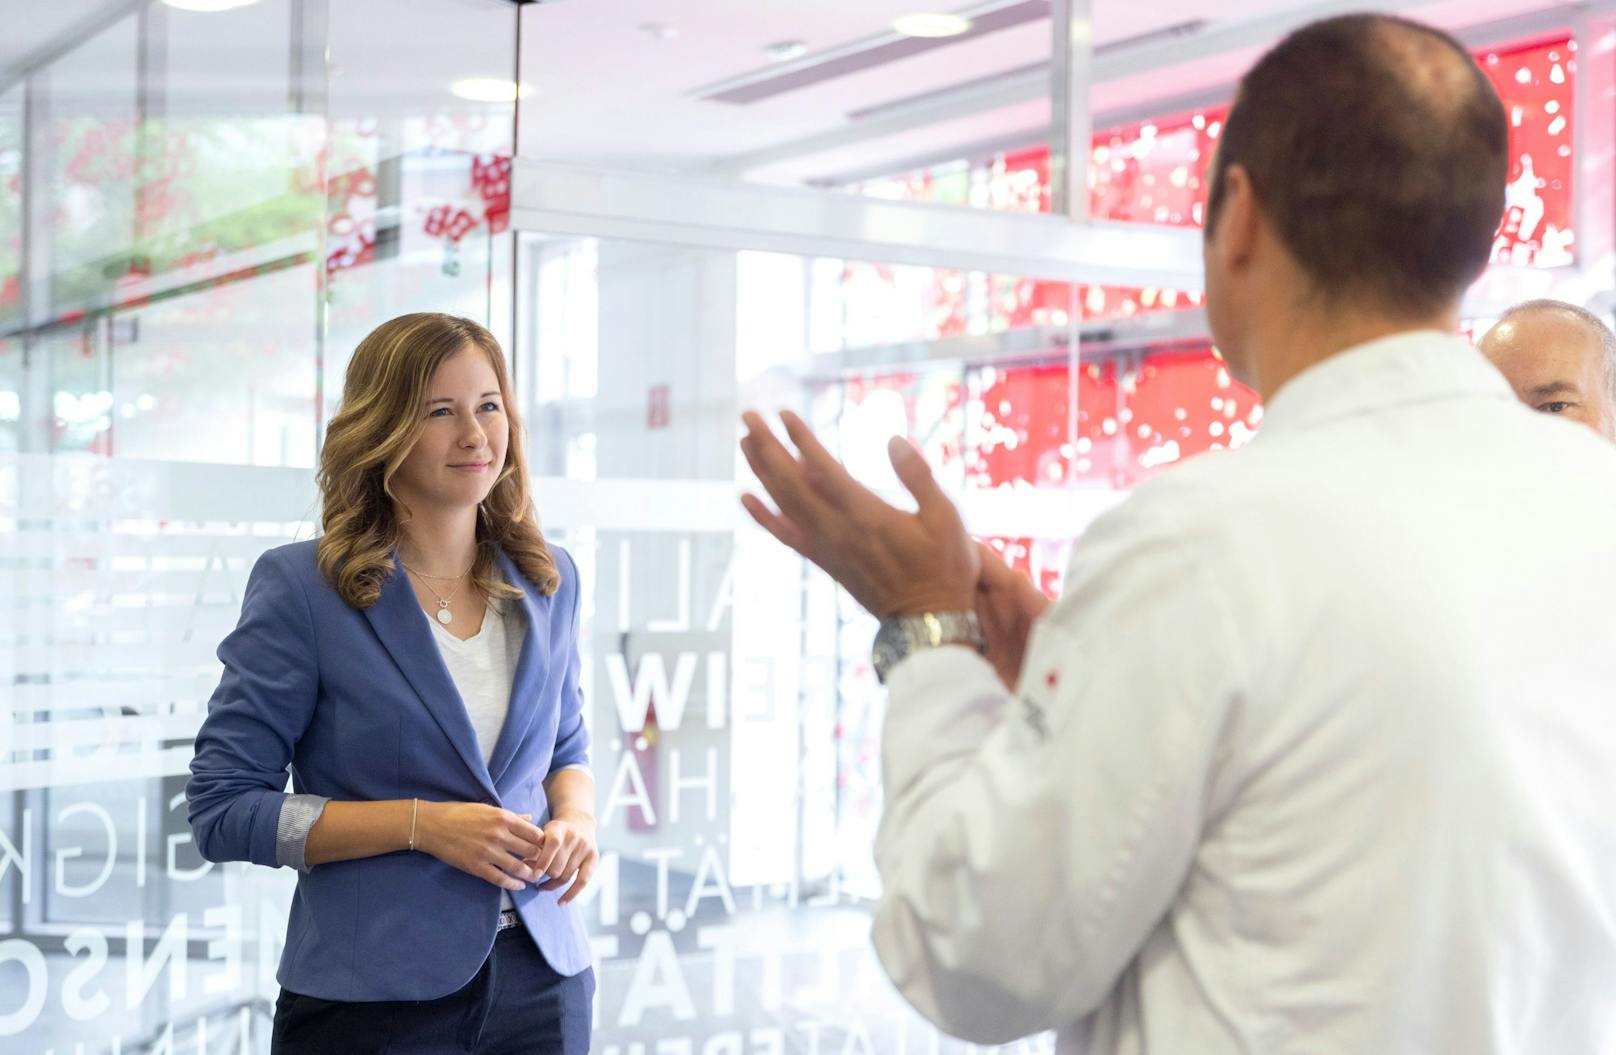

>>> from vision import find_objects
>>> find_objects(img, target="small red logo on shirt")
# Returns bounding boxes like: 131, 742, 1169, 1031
1045, 670, 1058, 690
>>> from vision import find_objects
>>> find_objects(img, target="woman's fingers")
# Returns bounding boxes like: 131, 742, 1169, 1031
539, 846, 596, 897
431, 806, 602, 898
529, 837, 568, 880
499, 830, 542, 861
478, 865, 525, 891
504, 813, 547, 854
530, 839, 598, 892
491, 850, 536, 882
558, 855, 597, 906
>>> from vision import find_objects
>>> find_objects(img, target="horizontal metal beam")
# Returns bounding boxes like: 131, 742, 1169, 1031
802, 309, 1212, 380
510, 159, 1204, 290
790, 79, 1229, 189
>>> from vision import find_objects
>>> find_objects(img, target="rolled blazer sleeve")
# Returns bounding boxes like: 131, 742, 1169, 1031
546, 546, 591, 776
186, 548, 321, 868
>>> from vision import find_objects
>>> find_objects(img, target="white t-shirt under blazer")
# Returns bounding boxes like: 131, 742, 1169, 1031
431, 602, 521, 910
430, 599, 521, 773
431, 599, 589, 911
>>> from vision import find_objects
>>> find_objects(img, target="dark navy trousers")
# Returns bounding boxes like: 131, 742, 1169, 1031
271, 926, 594, 1054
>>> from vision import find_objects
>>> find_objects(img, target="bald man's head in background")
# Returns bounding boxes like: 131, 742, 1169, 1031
1479, 300, 1616, 440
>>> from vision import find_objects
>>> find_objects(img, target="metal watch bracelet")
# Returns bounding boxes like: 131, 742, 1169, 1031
871, 611, 986, 685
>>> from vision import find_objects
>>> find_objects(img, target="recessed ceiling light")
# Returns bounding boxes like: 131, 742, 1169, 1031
764, 40, 808, 63
639, 21, 680, 41
891, 12, 972, 38
162, 0, 260, 10
450, 78, 534, 104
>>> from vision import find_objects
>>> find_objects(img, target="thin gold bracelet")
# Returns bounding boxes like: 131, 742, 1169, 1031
408, 797, 419, 852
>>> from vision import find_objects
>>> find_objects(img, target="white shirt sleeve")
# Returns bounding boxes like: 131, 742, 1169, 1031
870, 486, 1245, 1044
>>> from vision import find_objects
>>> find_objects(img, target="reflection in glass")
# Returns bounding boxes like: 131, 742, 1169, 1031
4, 1, 521, 1051
1, 84, 21, 330
43, 16, 140, 312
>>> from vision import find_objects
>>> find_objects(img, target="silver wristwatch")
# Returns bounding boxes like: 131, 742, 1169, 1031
871, 611, 986, 685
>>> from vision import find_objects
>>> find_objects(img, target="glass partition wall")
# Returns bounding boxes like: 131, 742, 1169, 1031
2, 1, 519, 1051
3, 1, 1614, 1052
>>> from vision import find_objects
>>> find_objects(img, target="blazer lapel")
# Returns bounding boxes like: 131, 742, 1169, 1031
486, 548, 554, 787
362, 554, 497, 799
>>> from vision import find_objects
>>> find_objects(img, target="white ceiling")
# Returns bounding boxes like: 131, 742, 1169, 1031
0, 0, 123, 85
516, 0, 1586, 183
2, 0, 1591, 187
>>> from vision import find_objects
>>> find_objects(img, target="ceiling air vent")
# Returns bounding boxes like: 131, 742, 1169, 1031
693, 0, 1051, 105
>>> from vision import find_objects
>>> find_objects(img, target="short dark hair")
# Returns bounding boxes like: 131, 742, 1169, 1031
1205, 15, 1508, 317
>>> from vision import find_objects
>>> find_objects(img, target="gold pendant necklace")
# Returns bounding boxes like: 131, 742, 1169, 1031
401, 560, 473, 625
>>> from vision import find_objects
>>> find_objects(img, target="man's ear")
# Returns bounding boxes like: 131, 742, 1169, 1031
1210, 164, 1261, 275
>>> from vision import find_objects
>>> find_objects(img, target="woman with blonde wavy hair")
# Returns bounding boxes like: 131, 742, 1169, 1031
187, 312, 597, 1054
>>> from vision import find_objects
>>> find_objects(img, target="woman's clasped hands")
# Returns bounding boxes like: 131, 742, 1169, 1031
413, 801, 599, 905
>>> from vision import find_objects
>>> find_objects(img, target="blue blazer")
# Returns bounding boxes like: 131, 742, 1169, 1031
186, 539, 592, 1001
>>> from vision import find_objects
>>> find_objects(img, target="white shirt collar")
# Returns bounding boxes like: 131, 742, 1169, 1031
1257, 329, 1515, 438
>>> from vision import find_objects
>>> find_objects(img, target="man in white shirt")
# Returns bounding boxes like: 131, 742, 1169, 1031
1479, 299, 1616, 440
739, 13, 1616, 1055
